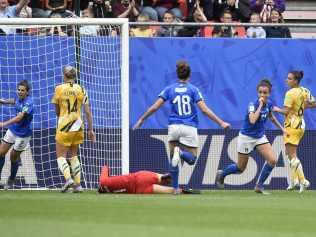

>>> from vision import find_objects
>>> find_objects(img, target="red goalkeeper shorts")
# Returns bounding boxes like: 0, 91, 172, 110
133, 171, 159, 194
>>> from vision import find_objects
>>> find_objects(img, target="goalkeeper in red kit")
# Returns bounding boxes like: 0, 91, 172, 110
98, 166, 200, 194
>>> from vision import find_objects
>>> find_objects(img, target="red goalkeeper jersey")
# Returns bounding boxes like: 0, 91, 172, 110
100, 171, 159, 194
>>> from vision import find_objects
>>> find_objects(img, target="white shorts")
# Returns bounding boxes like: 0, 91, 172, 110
168, 124, 198, 148
2, 129, 31, 152
237, 133, 269, 154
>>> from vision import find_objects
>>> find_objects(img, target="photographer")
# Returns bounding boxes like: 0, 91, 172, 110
88, 0, 117, 35
90, 0, 114, 18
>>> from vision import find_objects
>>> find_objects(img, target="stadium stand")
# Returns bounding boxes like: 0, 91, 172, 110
284, 0, 316, 38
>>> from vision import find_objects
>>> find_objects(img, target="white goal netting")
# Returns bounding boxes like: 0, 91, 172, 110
0, 18, 129, 190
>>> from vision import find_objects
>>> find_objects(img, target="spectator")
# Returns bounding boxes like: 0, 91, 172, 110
250, 0, 285, 22
178, 0, 206, 37
156, 10, 182, 36
214, 0, 251, 22
48, 12, 68, 36
213, 9, 238, 38
45, 0, 68, 16
246, 12, 266, 38
187, 0, 214, 20
265, 8, 291, 38
0, 0, 29, 34
141, 0, 186, 21
112, 0, 140, 22
130, 13, 155, 37
80, 8, 99, 36
29, 0, 50, 17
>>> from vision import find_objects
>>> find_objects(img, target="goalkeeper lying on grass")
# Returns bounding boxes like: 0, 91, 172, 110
98, 166, 200, 194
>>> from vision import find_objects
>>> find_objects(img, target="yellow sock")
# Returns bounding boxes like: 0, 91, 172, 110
288, 156, 298, 184
294, 158, 306, 183
70, 156, 81, 185
57, 157, 71, 181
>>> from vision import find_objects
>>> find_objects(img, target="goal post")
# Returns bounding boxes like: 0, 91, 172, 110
0, 18, 129, 189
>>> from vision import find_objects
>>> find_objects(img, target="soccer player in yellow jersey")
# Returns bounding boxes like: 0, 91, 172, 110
52, 66, 96, 193
274, 71, 316, 193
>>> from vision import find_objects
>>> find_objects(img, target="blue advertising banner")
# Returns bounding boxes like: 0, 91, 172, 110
130, 129, 316, 190
130, 38, 316, 129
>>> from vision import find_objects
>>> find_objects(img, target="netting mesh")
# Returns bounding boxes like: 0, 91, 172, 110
0, 23, 125, 189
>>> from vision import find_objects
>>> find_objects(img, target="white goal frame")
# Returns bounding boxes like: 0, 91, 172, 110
0, 18, 129, 186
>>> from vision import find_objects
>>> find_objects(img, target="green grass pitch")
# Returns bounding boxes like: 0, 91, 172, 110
1, 190, 316, 237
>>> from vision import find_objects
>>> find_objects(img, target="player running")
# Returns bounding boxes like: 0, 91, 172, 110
133, 60, 230, 194
216, 79, 285, 194
52, 65, 96, 193
0, 80, 34, 189
273, 71, 316, 193
98, 166, 200, 194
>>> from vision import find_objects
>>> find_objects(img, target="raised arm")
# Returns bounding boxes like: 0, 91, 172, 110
248, 99, 263, 124
133, 98, 165, 129
197, 100, 230, 129
16, 0, 30, 15
0, 98, 15, 105
305, 101, 316, 109
84, 103, 96, 143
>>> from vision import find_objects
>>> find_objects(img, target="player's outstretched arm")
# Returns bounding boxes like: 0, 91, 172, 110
305, 101, 316, 109
272, 105, 289, 115
0, 98, 15, 105
84, 103, 96, 143
0, 112, 25, 128
269, 112, 286, 134
197, 100, 230, 129
133, 98, 165, 129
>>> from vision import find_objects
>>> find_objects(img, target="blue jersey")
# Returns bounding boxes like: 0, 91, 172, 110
240, 99, 273, 138
158, 82, 203, 128
9, 96, 34, 137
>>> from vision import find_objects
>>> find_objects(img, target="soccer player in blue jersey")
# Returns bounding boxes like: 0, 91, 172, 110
215, 79, 285, 194
133, 60, 231, 194
0, 80, 34, 189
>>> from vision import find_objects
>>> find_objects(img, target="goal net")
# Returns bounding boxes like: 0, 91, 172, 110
0, 18, 129, 190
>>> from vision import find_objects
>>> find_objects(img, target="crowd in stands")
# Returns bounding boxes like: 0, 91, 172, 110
0, 0, 292, 38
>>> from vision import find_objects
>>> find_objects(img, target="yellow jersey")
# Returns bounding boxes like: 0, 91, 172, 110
52, 82, 89, 133
284, 87, 315, 130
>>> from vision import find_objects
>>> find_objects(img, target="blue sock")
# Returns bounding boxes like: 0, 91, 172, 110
257, 163, 274, 187
0, 156, 5, 178
9, 160, 20, 180
222, 163, 241, 178
180, 150, 196, 165
169, 164, 179, 189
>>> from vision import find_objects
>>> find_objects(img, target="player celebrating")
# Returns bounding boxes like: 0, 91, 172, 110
0, 80, 34, 189
216, 79, 285, 194
52, 65, 96, 193
273, 71, 316, 193
133, 60, 230, 194
98, 166, 200, 194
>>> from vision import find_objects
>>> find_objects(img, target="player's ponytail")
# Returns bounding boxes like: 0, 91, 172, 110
257, 79, 272, 92
176, 60, 191, 80
289, 70, 304, 83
